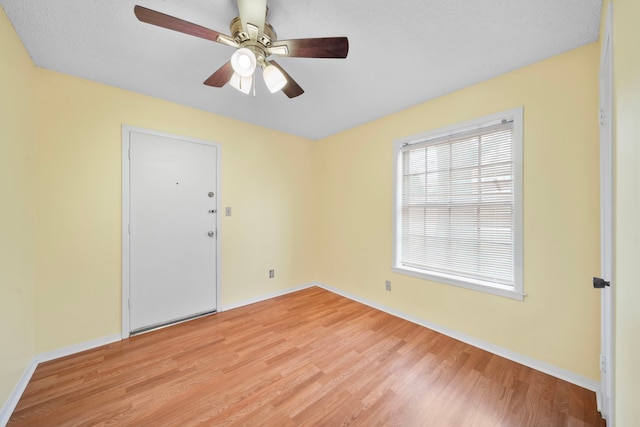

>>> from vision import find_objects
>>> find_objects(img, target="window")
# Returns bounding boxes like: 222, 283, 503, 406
392, 108, 523, 300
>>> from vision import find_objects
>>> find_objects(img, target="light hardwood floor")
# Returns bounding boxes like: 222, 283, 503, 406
9, 287, 605, 426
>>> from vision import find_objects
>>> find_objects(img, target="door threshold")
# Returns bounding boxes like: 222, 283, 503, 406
130, 310, 217, 336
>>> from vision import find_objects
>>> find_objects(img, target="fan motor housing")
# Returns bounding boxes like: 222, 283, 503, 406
230, 17, 276, 47
230, 17, 276, 65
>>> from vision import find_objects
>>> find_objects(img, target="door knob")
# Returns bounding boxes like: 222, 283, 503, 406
593, 277, 610, 288
208, 231, 215, 238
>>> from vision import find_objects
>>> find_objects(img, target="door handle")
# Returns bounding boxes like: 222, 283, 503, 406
593, 277, 610, 288
208, 231, 215, 238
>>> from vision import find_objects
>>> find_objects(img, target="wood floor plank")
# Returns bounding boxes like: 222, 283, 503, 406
8, 287, 605, 426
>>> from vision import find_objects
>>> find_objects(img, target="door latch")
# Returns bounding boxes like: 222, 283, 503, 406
593, 277, 610, 288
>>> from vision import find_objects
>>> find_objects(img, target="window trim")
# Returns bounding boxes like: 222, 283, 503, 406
392, 107, 524, 300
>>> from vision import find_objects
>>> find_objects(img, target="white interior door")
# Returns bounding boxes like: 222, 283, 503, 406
128, 130, 218, 333
597, 2, 614, 423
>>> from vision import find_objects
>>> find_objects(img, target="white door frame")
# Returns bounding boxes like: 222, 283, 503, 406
598, 2, 614, 423
121, 125, 222, 338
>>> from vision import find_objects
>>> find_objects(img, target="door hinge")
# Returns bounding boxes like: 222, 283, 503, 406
599, 108, 605, 126
128, 223, 131, 235
600, 354, 606, 372
128, 298, 131, 309
128, 148, 131, 160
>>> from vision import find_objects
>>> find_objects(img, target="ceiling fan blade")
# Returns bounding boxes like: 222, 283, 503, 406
269, 61, 304, 98
268, 37, 349, 58
203, 61, 235, 87
134, 5, 238, 47
237, 0, 267, 38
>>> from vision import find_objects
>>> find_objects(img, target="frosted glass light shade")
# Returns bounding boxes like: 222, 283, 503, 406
229, 72, 252, 94
263, 64, 287, 93
230, 48, 257, 77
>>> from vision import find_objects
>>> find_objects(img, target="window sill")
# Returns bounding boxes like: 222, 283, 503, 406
391, 266, 525, 301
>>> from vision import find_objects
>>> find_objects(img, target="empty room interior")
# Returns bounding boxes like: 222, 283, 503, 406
1, 0, 639, 425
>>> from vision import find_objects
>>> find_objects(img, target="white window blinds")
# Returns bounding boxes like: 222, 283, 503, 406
399, 120, 516, 287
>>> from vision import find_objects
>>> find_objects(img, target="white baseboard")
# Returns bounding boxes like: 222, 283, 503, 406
0, 334, 121, 426
314, 282, 600, 393
220, 283, 315, 312
0, 358, 38, 427
35, 334, 121, 364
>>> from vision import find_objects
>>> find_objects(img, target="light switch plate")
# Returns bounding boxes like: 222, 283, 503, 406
225, 207, 232, 216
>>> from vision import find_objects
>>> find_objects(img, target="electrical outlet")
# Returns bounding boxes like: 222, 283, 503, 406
385, 280, 391, 291
269, 269, 275, 278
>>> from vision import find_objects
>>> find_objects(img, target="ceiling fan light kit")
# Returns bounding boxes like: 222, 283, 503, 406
229, 73, 253, 95
134, 1, 349, 98
262, 64, 287, 93
230, 48, 257, 77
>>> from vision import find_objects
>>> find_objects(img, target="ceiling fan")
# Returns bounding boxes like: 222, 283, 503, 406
134, 0, 349, 98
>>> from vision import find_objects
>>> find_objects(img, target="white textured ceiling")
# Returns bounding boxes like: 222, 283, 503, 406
1, 0, 601, 140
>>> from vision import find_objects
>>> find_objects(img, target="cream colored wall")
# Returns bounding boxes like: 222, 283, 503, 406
33, 70, 316, 353
314, 44, 601, 380
611, 0, 640, 423
0, 8, 37, 408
